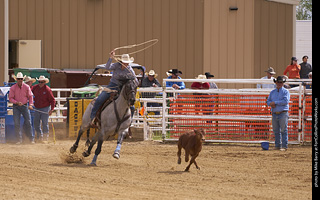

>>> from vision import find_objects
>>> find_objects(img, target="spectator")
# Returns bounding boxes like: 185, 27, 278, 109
257, 67, 276, 89
283, 57, 301, 79
32, 75, 56, 142
141, 70, 161, 115
191, 74, 210, 89
141, 70, 161, 88
24, 76, 36, 90
299, 55, 312, 79
267, 76, 290, 151
205, 72, 218, 89
166, 69, 185, 90
9, 72, 34, 144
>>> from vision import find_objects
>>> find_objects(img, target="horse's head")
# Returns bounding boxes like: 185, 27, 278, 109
121, 79, 138, 106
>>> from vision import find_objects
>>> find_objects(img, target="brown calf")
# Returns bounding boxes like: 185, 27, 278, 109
177, 128, 206, 171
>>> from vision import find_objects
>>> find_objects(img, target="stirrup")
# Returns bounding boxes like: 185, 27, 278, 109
90, 119, 99, 129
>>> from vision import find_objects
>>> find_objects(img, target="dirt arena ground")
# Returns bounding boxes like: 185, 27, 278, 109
0, 139, 312, 200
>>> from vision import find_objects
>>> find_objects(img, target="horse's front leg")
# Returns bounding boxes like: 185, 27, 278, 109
83, 131, 99, 157
70, 128, 85, 153
113, 129, 128, 159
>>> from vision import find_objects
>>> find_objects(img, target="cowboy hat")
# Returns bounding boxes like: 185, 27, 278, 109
12, 72, 26, 81
273, 75, 286, 83
119, 54, 134, 63
36, 75, 49, 83
196, 74, 207, 79
146, 70, 158, 77
24, 76, 36, 83
167, 69, 182, 76
264, 67, 276, 75
205, 72, 214, 78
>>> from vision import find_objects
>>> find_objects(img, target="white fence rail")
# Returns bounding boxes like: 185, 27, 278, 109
45, 78, 311, 143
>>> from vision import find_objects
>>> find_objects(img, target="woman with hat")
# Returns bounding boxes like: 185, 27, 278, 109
90, 50, 138, 127
9, 72, 34, 144
165, 69, 185, 90
32, 75, 55, 142
283, 57, 301, 79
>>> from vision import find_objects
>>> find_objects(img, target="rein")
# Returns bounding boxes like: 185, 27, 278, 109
112, 100, 130, 136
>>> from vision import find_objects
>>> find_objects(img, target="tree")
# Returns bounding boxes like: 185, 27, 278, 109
296, 0, 312, 20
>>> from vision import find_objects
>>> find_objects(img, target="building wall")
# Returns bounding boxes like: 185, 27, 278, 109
5, 0, 204, 83
254, 0, 294, 78
203, 0, 255, 88
296, 20, 312, 66
0, 0, 296, 86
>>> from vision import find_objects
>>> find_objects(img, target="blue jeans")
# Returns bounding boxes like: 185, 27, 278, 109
90, 82, 120, 120
34, 106, 50, 139
272, 111, 289, 148
13, 104, 34, 142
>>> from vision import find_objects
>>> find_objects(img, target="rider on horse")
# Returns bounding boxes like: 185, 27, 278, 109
90, 50, 138, 128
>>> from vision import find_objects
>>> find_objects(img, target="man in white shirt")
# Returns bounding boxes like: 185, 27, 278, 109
257, 67, 276, 89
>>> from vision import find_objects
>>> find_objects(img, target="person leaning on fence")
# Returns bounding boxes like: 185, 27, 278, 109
32, 75, 56, 142
9, 72, 34, 144
141, 70, 161, 88
141, 70, 161, 115
267, 76, 290, 151
257, 67, 276, 89
166, 69, 185, 90
205, 72, 218, 89
191, 75, 210, 115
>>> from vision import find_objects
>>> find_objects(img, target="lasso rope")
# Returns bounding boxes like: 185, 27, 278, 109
113, 39, 158, 57
112, 39, 159, 78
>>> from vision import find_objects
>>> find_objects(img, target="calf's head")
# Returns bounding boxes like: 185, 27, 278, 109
194, 128, 206, 142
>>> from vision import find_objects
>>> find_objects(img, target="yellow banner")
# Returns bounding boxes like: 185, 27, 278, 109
68, 99, 83, 138
83, 99, 96, 138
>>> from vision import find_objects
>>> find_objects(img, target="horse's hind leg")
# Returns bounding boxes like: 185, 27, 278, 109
90, 139, 103, 166
85, 129, 91, 147
113, 129, 128, 159
70, 129, 85, 153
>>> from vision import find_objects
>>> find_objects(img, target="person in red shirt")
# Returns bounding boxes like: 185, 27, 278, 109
32, 75, 55, 142
191, 75, 210, 115
283, 57, 301, 79
191, 74, 210, 89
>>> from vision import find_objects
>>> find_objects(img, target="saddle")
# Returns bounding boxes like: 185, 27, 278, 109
91, 91, 119, 127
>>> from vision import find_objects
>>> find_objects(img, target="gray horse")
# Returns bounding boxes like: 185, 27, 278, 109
70, 79, 138, 165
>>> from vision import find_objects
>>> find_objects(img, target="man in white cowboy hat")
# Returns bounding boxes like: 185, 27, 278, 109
141, 70, 161, 88
90, 50, 138, 127
257, 67, 276, 89
32, 75, 55, 142
24, 76, 36, 90
9, 72, 34, 144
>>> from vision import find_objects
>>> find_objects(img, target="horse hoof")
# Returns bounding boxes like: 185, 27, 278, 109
69, 144, 78, 153
113, 152, 120, 159
82, 151, 90, 157
89, 162, 97, 166
177, 158, 181, 164
85, 140, 91, 147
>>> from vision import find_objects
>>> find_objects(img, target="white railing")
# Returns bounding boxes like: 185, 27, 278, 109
48, 78, 311, 143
